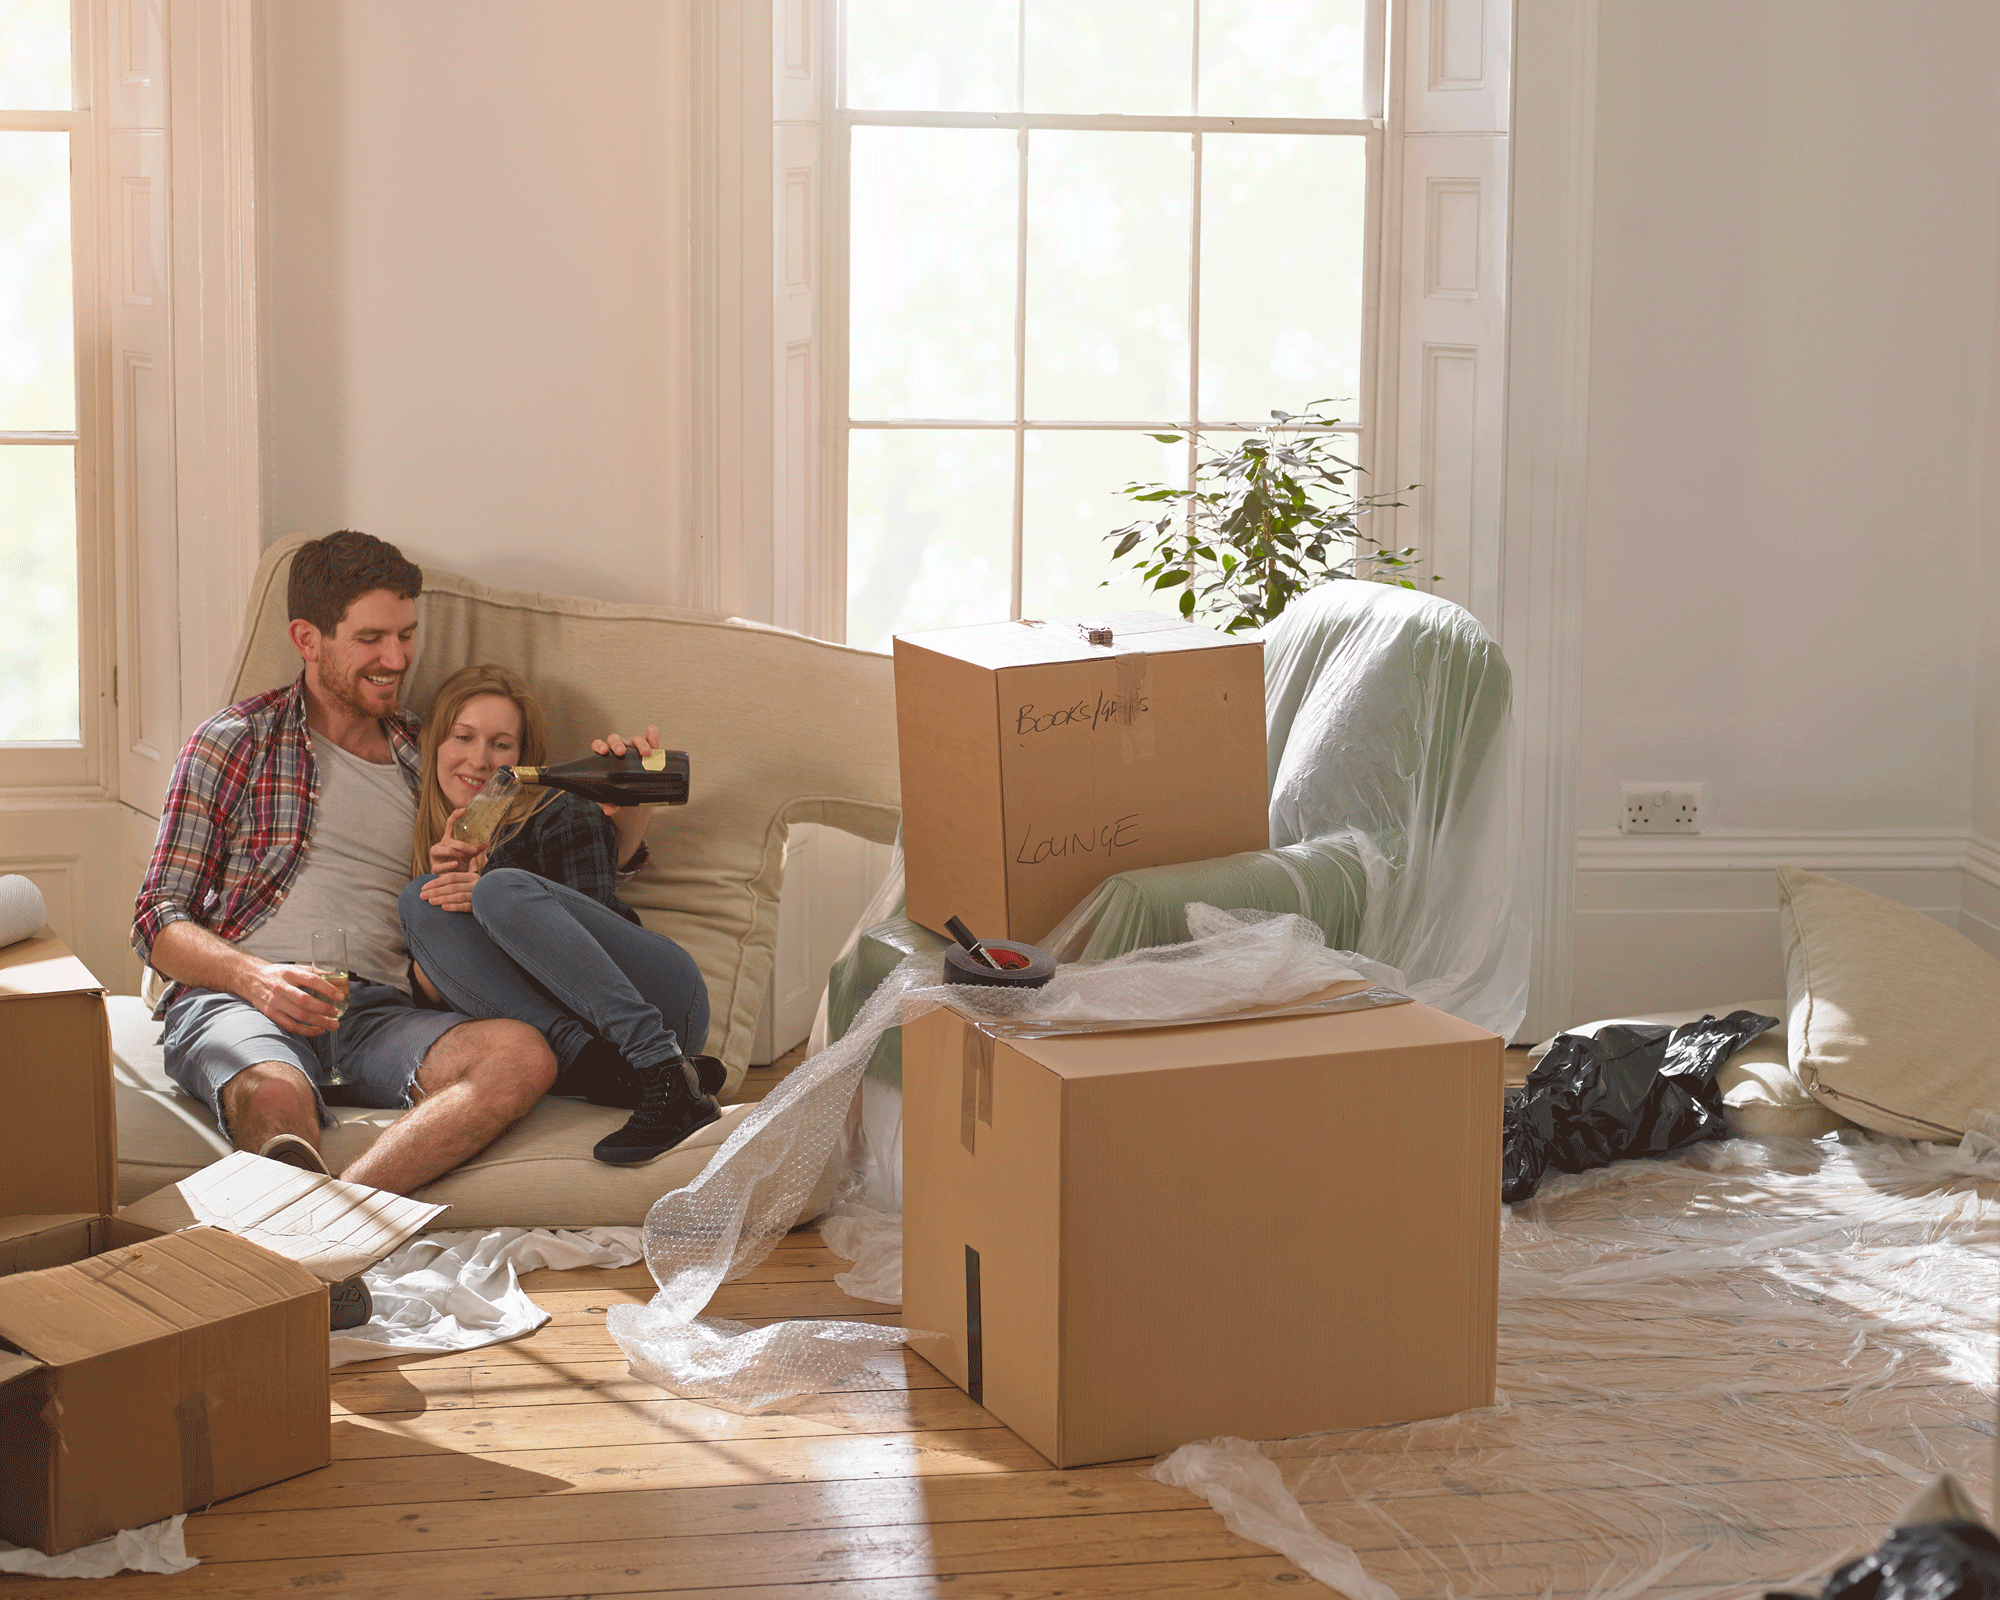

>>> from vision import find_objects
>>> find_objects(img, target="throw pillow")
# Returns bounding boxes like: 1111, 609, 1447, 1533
1777, 865, 2000, 1140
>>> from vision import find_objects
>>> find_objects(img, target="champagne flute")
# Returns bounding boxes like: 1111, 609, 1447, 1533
310, 927, 353, 1088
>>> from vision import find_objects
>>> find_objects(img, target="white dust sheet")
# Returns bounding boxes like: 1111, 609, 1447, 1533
1151, 1126, 2000, 1599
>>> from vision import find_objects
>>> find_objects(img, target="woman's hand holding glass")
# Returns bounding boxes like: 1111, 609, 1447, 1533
422, 808, 487, 914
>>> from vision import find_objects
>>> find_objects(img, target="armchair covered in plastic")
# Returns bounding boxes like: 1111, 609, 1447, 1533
823, 581, 1529, 1104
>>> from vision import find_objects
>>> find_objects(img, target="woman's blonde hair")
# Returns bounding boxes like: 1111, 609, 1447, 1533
409, 664, 555, 877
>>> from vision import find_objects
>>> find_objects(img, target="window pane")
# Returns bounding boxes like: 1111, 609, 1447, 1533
847, 429, 1015, 651
851, 127, 1017, 421
1025, 0, 1191, 116
846, 0, 1017, 112
1020, 430, 1188, 621
1199, 134, 1365, 425
0, 131, 75, 431
1025, 132, 1190, 423
0, 444, 79, 741
0, 0, 71, 111
1198, 0, 1367, 120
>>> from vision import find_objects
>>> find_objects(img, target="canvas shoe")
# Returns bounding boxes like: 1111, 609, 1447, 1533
592, 1055, 721, 1164
569, 1039, 726, 1106
258, 1132, 330, 1176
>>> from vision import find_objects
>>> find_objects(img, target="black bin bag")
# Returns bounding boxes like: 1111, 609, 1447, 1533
1502, 1009, 1779, 1204
1768, 1519, 2000, 1600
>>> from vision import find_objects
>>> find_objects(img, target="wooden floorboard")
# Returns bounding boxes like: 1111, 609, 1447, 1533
0, 1040, 1294, 1599
0, 1038, 1912, 1598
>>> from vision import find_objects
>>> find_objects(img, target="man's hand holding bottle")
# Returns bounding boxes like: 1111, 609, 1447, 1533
591, 723, 665, 872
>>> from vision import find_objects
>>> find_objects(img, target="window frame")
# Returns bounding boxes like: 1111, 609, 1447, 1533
825, 1, 1392, 645
0, 0, 107, 792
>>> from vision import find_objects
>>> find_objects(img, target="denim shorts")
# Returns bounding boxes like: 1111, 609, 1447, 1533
161, 981, 468, 1138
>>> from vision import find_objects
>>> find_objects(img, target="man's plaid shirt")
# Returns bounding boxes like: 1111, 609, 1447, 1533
132, 674, 423, 1016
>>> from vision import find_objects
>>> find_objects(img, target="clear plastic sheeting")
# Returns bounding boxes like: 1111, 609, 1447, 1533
609, 906, 1370, 1408
1043, 582, 1529, 1038
1148, 1122, 2000, 1598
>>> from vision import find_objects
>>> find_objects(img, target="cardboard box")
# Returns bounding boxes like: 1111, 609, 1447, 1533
0, 1154, 445, 1554
901, 989, 1502, 1467
894, 611, 1268, 944
0, 930, 115, 1216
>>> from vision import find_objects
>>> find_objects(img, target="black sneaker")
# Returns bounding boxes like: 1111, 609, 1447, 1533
329, 1276, 373, 1331
592, 1056, 721, 1165
567, 1041, 727, 1107
689, 1055, 727, 1097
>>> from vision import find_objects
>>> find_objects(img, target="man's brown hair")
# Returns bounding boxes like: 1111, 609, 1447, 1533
287, 530, 424, 635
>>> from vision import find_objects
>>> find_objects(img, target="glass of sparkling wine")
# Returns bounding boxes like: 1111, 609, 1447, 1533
311, 927, 353, 1087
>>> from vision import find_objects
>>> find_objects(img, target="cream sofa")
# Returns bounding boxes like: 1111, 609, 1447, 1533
111, 536, 899, 1227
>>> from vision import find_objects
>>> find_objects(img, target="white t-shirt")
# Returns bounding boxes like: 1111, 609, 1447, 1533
239, 731, 417, 991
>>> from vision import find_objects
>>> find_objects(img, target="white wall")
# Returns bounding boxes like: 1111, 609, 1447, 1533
1969, 152, 2000, 953
1569, 0, 2000, 1020
260, 0, 696, 604
258, 3, 871, 1058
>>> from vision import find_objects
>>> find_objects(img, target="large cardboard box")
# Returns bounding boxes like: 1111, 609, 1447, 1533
0, 1154, 444, 1554
901, 989, 1502, 1468
0, 930, 115, 1216
894, 611, 1268, 944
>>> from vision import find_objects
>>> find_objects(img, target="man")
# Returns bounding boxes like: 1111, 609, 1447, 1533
133, 531, 557, 1204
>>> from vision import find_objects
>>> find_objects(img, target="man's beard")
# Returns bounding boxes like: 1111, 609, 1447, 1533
320, 657, 403, 720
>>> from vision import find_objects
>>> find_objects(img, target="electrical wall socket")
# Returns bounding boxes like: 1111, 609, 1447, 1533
1620, 782, 1703, 834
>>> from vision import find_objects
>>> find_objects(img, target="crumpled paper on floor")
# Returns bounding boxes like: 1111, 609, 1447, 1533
819, 1200, 903, 1303
331, 1225, 641, 1367
0, 1515, 198, 1580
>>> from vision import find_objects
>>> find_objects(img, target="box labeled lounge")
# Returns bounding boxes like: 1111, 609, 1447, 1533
901, 990, 1502, 1468
894, 612, 1267, 944
0, 1153, 444, 1554
0, 930, 115, 1217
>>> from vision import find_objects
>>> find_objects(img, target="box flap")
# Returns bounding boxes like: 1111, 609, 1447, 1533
0, 1225, 321, 1365
0, 1348, 46, 1402
119, 1151, 446, 1283
0, 1215, 101, 1278
0, 1215, 98, 1248
896, 611, 1250, 671
0, 931, 104, 1001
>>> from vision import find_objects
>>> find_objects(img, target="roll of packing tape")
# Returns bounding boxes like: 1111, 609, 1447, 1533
943, 939, 1056, 989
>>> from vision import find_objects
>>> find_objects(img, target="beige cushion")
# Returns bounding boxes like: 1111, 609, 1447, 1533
215, 536, 901, 1096
1778, 865, 2000, 1140
111, 996, 835, 1229
1530, 998, 1846, 1140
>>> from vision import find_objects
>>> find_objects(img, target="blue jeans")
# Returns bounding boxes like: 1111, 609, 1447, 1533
398, 868, 709, 1078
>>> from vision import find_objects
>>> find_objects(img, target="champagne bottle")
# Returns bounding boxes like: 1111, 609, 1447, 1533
507, 747, 691, 807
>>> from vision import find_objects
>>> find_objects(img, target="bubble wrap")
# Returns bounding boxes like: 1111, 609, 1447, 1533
608, 905, 1366, 1408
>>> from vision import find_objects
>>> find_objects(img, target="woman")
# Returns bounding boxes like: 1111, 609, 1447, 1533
398, 664, 722, 1164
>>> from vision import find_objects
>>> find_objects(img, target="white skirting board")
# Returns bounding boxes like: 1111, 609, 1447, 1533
1570, 829, 1998, 1026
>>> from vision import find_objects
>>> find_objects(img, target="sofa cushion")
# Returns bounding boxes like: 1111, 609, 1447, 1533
1529, 998, 1846, 1140
110, 995, 833, 1228
1778, 866, 2000, 1140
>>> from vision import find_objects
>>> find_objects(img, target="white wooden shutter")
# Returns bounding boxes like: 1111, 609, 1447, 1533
103, 0, 181, 821
1387, 0, 1511, 631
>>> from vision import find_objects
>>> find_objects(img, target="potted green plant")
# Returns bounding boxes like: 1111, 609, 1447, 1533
1104, 404, 1432, 633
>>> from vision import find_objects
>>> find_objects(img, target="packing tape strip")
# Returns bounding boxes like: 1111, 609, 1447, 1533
1115, 650, 1154, 764
175, 1390, 214, 1508
960, 1027, 993, 1153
